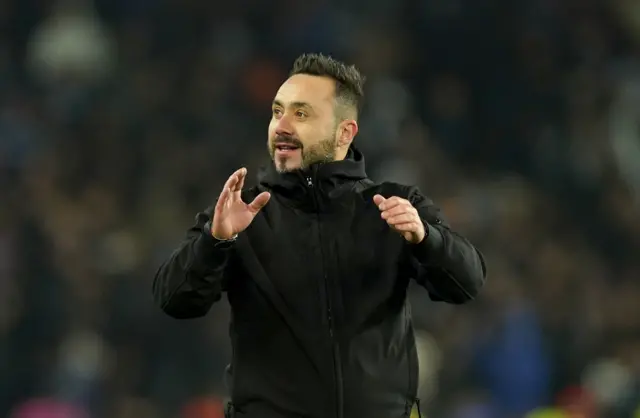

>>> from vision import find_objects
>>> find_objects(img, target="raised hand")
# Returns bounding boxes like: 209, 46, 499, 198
211, 168, 271, 240
373, 194, 425, 244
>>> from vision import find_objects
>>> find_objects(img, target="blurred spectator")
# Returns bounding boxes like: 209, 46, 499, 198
26, 0, 116, 85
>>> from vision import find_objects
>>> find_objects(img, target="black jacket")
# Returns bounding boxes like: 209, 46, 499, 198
152, 146, 486, 418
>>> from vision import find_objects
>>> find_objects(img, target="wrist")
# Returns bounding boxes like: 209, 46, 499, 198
204, 220, 238, 242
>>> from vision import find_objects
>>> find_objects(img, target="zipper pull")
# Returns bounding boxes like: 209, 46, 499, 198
306, 177, 313, 187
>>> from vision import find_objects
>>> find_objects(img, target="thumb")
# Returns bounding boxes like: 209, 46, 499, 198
373, 194, 385, 207
248, 191, 271, 213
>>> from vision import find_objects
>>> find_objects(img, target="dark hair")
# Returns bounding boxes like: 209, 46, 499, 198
289, 53, 365, 119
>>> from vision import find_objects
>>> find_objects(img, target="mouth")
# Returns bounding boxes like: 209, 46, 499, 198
274, 143, 301, 155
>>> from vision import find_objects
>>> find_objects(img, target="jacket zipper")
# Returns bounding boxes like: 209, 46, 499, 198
307, 175, 343, 418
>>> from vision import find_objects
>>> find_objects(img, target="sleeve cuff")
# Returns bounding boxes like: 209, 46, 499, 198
412, 223, 444, 264
194, 230, 236, 264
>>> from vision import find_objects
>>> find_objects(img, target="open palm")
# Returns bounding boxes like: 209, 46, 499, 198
211, 168, 271, 240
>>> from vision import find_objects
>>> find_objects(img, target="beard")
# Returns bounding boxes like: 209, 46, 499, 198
269, 131, 338, 173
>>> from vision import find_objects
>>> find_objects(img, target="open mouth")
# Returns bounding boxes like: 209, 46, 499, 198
275, 144, 300, 152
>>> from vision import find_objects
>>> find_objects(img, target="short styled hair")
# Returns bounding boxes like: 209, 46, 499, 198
289, 53, 365, 119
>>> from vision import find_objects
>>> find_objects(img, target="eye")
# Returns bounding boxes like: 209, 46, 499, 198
272, 108, 283, 117
295, 110, 307, 118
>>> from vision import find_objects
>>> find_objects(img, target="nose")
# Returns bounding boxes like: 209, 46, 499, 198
274, 114, 294, 136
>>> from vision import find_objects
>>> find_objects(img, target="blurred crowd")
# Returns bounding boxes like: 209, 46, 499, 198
1, 0, 639, 417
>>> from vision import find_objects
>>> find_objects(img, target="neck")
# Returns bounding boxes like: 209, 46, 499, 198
333, 145, 349, 162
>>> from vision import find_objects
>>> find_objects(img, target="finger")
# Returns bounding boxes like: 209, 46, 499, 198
386, 213, 417, 225
215, 187, 230, 214
223, 175, 239, 198
378, 196, 407, 211
391, 221, 421, 232
223, 168, 245, 192
235, 167, 247, 192
373, 194, 386, 206
248, 192, 271, 213
381, 204, 415, 219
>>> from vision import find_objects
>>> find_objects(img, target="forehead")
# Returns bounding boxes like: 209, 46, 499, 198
274, 74, 336, 108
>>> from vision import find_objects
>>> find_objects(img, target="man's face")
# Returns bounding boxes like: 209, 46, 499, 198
268, 74, 339, 173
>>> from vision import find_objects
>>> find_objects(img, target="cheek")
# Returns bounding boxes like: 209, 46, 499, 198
267, 119, 277, 138
299, 125, 324, 144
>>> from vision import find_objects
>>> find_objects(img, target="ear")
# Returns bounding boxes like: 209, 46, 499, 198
337, 119, 358, 148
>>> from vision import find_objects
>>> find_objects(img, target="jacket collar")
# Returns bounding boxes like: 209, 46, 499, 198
257, 145, 368, 206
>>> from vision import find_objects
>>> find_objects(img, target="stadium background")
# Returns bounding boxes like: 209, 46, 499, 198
1, 0, 639, 417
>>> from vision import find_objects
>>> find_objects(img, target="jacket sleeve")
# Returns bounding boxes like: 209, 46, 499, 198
152, 207, 235, 319
407, 188, 487, 304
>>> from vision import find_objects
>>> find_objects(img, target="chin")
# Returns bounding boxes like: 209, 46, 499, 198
274, 157, 302, 173
275, 160, 302, 173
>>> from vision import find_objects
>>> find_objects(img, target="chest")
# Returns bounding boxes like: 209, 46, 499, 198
228, 191, 413, 332
243, 193, 406, 279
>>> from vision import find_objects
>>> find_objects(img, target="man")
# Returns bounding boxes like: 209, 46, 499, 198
153, 53, 486, 418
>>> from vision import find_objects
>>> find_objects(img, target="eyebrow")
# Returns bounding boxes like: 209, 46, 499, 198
272, 100, 313, 110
